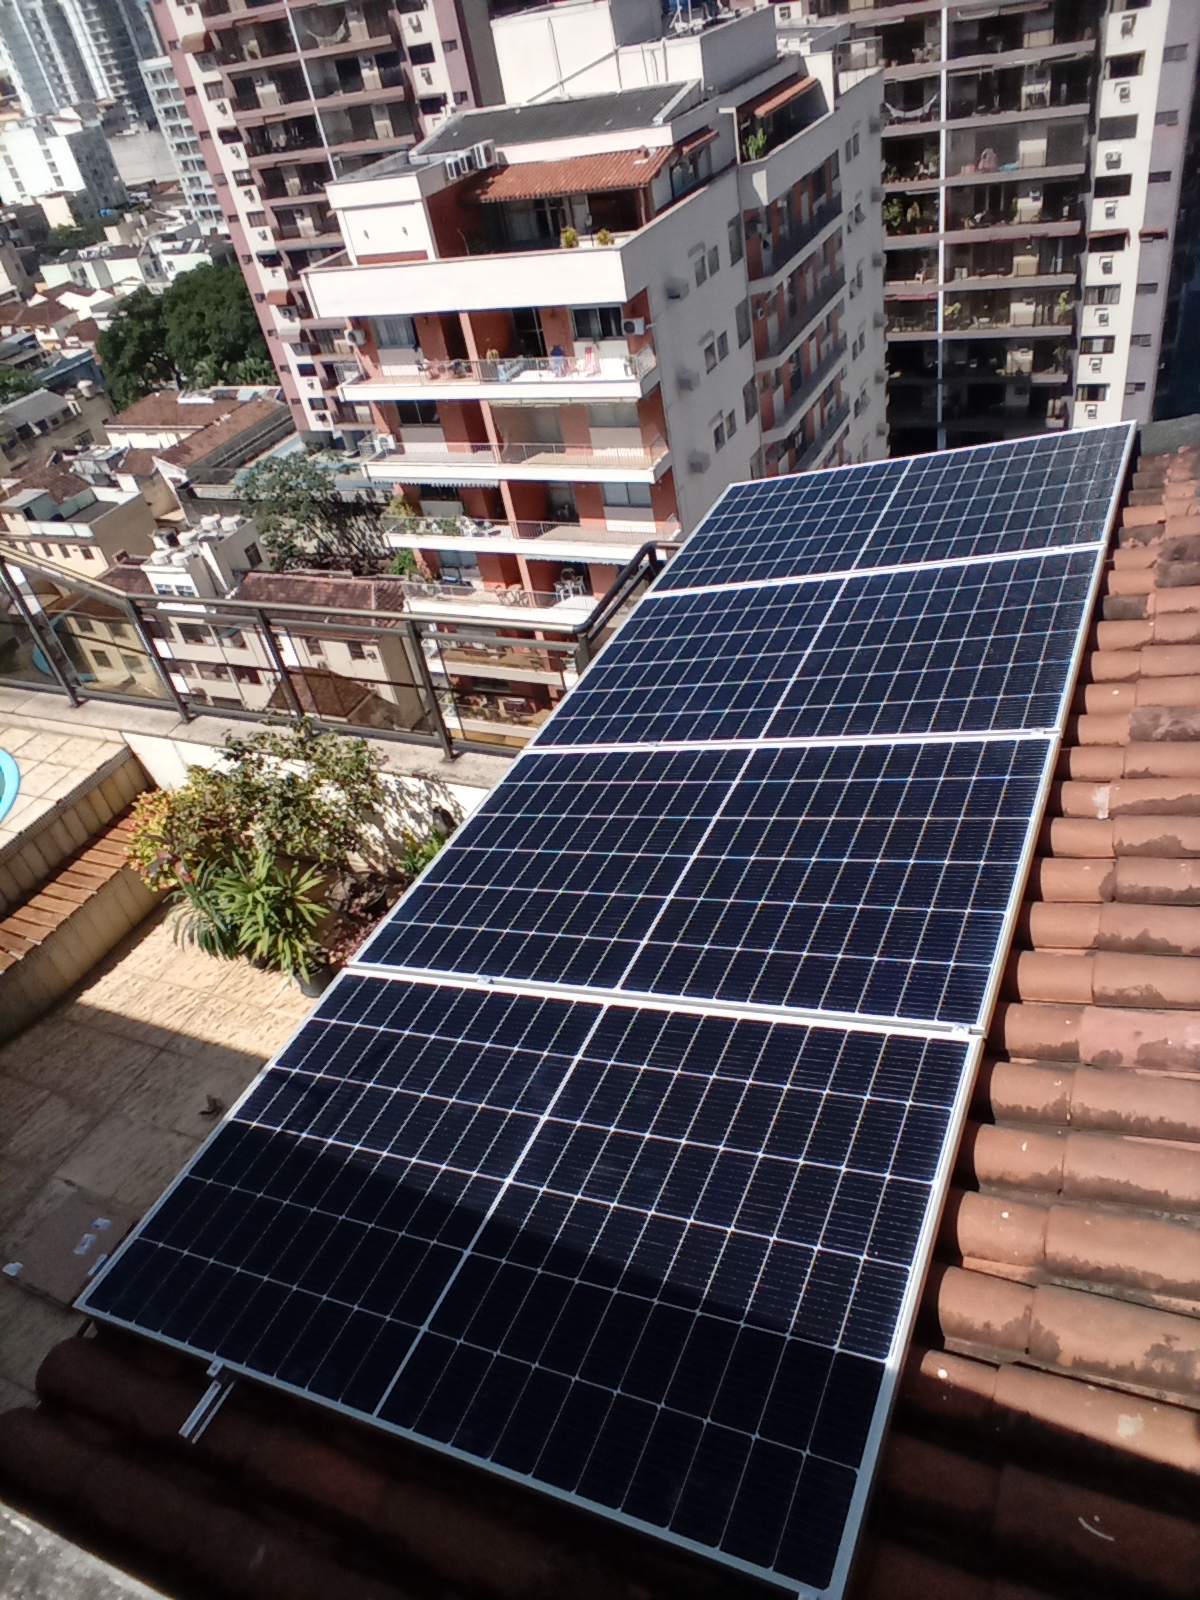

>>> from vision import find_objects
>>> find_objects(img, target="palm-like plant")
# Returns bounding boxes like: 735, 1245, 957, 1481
214, 852, 326, 979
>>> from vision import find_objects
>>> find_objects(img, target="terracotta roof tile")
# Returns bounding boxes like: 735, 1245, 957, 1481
471, 146, 671, 203
156, 396, 288, 468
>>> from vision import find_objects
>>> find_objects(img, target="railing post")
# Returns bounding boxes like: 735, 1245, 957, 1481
126, 597, 192, 721
255, 607, 305, 717
0, 560, 79, 704
406, 619, 455, 759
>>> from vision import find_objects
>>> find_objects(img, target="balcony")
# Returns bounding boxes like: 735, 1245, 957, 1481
342, 346, 659, 405
382, 515, 681, 559
795, 400, 851, 471
345, 433, 671, 487
763, 336, 848, 443
750, 193, 843, 283
760, 269, 846, 362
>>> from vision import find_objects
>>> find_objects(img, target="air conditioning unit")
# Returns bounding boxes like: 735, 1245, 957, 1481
1101, 255, 1114, 274
873, 311, 886, 328
665, 277, 689, 300
1086, 403, 1099, 418
471, 139, 496, 169
871, 251, 883, 268
1105, 151, 1122, 170
870, 185, 882, 202
1090, 357, 1102, 372
676, 367, 699, 391
687, 449, 710, 473
1104, 200, 1118, 219
1097, 309, 1110, 325
373, 432, 395, 454
622, 317, 645, 336
346, 328, 367, 346
1118, 83, 1131, 102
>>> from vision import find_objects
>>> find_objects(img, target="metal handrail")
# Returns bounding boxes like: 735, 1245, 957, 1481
352, 347, 657, 388
764, 337, 849, 438
763, 270, 847, 359
359, 435, 670, 470
751, 193, 844, 282
795, 401, 852, 470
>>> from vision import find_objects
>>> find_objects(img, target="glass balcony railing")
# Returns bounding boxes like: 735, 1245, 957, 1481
346, 347, 658, 391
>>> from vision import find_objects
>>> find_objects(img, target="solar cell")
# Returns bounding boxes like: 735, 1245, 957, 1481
538, 548, 1097, 750
359, 738, 1051, 1028
656, 425, 1131, 593
79, 973, 974, 1596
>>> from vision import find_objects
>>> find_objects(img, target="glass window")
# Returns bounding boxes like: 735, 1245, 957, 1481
693, 252, 707, 287
727, 216, 743, 264
712, 418, 725, 451
735, 299, 751, 347
603, 482, 653, 507
707, 245, 719, 278
571, 306, 623, 340
702, 339, 717, 372
717, 330, 729, 361
743, 377, 757, 423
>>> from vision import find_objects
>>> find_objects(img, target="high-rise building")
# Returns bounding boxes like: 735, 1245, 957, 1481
300, 6, 886, 542
150, 0, 504, 435
0, 0, 93, 115
0, 109, 127, 217
0, 0, 157, 123
793, 0, 1200, 451
139, 54, 225, 230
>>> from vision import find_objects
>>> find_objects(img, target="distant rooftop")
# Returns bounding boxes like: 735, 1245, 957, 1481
414, 83, 696, 159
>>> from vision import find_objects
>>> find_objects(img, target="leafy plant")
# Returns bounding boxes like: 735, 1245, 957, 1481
169, 859, 242, 962
398, 828, 445, 880
240, 450, 389, 574
389, 546, 419, 576
743, 128, 767, 161
212, 851, 326, 979
882, 197, 904, 233
127, 720, 386, 886
560, 227, 579, 248
596, 228, 614, 246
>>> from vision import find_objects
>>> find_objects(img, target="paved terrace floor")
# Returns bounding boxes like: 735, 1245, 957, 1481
0, 909, 310, 1412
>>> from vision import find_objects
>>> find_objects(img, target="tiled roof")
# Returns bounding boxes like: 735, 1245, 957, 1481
0, 463, 89, 504
108, 392, 226, 430
0, 440, 1197, 1600
157, 397, 288, 468
234, 570, 412, 613
471, 147, 672, 203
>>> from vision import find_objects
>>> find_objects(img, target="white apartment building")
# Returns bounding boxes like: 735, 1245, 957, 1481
0, 110, 127, 216
302, 2, 886, 549
140, 54, 225, 231
1076, 0, 1200, 428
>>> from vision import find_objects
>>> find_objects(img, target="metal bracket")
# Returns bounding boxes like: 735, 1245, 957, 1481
179, 1361, 235, 1442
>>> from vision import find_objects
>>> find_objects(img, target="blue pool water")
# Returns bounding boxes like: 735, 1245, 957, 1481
0, 750, 19, 822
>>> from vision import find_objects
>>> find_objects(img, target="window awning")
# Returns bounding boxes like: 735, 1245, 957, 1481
677, 127, 718, 156
265, 289, 294, 307
471, 148, 671, 203
744, 75, 817, 122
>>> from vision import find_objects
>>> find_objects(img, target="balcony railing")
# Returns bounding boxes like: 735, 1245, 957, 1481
384, 514, 682, 545
751, 193, 843, 282
357, 434, 669, 473
763, 270, 846, 359
795, 400, 852, 470
765, 336, 848, 438
348, 347, 658, 392
0, 542, 665, 757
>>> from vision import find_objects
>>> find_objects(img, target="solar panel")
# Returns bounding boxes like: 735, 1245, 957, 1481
357, 738, 1052, 1029
78, 429, 1132, 1600
657, 426, 1130, 593
78, 972, 975, 1597
537, 548, 1098, 751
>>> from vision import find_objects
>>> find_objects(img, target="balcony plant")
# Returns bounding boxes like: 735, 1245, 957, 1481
560, 227, 579, 248
596, 228, 614, 246
743, 128, 768, 161
1055, 290, 1073, 323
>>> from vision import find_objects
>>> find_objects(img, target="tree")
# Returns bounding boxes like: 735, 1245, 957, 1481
0, 368, 37, 401
96, 288, 177, 409
163, 263, 271, 389
239, 451, 389, 575
44, 219, 105, 255
96, 264, 273, 408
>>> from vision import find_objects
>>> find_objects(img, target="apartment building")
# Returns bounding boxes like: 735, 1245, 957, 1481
140, 54, 225, 230
148, 0, 503, 436
1077, 0, 1200, 428
301, 2, 886, 551
0, 0, 155, 123
0, 110, 128, 217
795, 0, 1200, 450
0, 462, 156, 575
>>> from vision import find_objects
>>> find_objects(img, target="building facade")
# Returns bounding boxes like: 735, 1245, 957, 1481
140, 54, 225, 229
301, 9, 886, 549
0, 0, 155, 123
147, 0, 504, 436
795, 0, 1200, 450
0, 111, 127, 217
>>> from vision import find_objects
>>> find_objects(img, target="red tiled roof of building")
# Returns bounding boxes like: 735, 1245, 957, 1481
157, 397, 288, 469
109, 391, 259, 431
472, 146, 672, 203
234, 569, 411, 613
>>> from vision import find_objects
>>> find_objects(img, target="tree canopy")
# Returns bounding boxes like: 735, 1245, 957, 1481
0, 368, 38, 401
97, 264, 274, 410
239, 451, 388, 576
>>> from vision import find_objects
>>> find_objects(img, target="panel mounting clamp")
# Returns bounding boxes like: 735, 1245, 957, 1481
180, 1362, 235, 1443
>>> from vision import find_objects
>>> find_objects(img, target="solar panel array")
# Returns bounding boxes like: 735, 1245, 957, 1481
78, 426, 1133, 1600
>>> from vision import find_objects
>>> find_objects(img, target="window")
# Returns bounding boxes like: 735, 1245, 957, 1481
743, 377, 757, 424
241, 253, 252, 264
1149, 170, 1173, 182
1088, 232, 1126, 252
1130, 332, 1153, 346
725, 409, 737, 440
1163, 43, 1189, 61
603, 482, 653, 507
233, 665, 261, 684
373, 313, 416, 347
247, 210, 267, 227
572, 306, 622, 340
1079, 336, 1115, 354
1155, 109, 1180, 126
1105, 52, 1143, 77
707, 245, 720, 278
1140, 228, 1169, 241
1084, 285, 1121, 303
1094, 174, 1132, 197
455, 91, 468, 103
178, 623, 210, 645
91, 649, 112, 668
233, 169, 251, 185
1136, 281, 1159, 294
716, 330, 729, 361
244, 542, 262, 568
394, 400, 439, 424
409, 42, 435, 62
347, 639, 367, 660
702, 337, 717, 372
121, 654, 142, 674
1076, 384, 1108, 401
80, 545, 93, 560
1125, 381, 1146, 394
296, 362, 317, 377
735, 298, 751, 347
728, 216, 743, 265
205, 81, 224, 100
444, 37, 458, 50
1098, 115, 1138, 140
693, 251, 707, 288
304, 636, 325, 657
712, 417, 726, 451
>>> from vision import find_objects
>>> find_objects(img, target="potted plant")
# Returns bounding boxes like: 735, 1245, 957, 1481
596, 228, 613, 246
1055, 290, 1073, 323
560, 227, 579, 248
